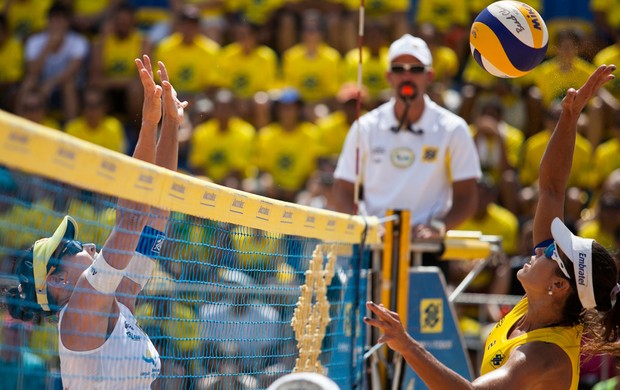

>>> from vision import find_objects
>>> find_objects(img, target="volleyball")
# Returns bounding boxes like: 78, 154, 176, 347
470, 1, 548, 78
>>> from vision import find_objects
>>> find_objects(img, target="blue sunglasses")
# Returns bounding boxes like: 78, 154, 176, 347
544, 242, 571, 280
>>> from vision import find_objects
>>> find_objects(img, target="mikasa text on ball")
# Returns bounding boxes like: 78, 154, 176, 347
470, 1, 548, 78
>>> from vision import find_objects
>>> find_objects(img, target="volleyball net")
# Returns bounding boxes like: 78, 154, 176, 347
0, 110, 381, 389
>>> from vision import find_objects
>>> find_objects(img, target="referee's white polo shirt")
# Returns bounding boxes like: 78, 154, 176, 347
334, 95, 481, 226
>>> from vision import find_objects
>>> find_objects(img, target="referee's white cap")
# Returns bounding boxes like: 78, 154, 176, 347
388, 33, 432, 67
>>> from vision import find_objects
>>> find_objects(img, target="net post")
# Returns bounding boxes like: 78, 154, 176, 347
396, 210, 410, 329
380, 210, 394, 309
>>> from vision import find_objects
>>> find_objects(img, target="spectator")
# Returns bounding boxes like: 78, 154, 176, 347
173, 0, 234, 45
154, 4, 219, 101
19, 2, 89, 122
2, 0, 52, 40
0, 13, 24, 112
341, 20, 390, 106
126, 0, 170, 31
316, 83, 368, 160
518, 102, 592, 226
527, 28, 598, 138
415, 0, 469, 65
416, 22, 460, 109
254, 88, 321, 202
578, 169, 620, 252
188, 89, 256, 189
15, 90, 60, 130
340, 0, 408, 51
71, 0, 114, 36
590, 110, 620, 192
295, 163, 337, 210
591, 0, 620, 50
332, 34, 481, 242
64, 89, 127, 153
229, 226, 292, 285
470, 100, 523, 213
213, 18, 278, 124
89, 2, 148, 128
459, 58, 529, 133
455, 176, 520, 257
593, 26, 620, 136
281, 10, 341, 109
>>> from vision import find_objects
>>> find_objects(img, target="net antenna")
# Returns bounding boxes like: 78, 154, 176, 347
353, 0, 366, 215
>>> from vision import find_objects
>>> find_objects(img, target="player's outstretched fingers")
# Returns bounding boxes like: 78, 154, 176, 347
142, 54, 155, 80
135, 57, 162, 125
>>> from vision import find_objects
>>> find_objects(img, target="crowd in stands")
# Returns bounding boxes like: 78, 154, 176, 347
1, 0, 620, 388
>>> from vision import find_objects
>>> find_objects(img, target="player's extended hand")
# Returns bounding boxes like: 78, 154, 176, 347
135, 55, 162, 126
562, 64, 615, 117
364, 301, 413, 354
158, 61, 188, 124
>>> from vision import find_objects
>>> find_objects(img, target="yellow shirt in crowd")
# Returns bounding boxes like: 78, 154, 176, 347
416, 0, 469, 32
282, 43, 341, 103
456, 203, 519, 256
100, 30, 144, 79
594, 44, 620, 100
590, 137, 620, 190
2, 0, 52, 37
155, 33, 220, 94
341, 0, 408, 13
255, 122, 320, 192
0, 36, 23, 84
189, 117, 256, 183
64, 116, 127, 154
519, 128, 592, 189
316, 111, 351, 158
215, 43, 278, 98
532, 57, 597, 108
343, 47, 389, 99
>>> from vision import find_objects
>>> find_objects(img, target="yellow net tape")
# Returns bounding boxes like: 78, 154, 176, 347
0, 110, 380, 244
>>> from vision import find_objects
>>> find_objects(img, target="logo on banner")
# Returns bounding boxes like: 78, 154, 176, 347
420, 298, 443, 333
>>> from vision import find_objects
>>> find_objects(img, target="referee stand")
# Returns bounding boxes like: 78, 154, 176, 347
367, 209, 508, 389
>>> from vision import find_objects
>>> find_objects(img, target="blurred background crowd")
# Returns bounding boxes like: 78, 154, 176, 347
1, 0, 620, 388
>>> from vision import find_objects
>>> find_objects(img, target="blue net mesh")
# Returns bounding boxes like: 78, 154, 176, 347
0, 168, 370, 389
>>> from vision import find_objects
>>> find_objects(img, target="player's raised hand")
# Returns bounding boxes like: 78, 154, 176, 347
158, 61, 187, 125
562, 64, 615, 117
135, 55, 162, 126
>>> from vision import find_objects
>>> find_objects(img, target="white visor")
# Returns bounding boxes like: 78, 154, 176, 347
551, 218, 596, 310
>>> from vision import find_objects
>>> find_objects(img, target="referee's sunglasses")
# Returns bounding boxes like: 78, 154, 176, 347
390, 64, 428, 74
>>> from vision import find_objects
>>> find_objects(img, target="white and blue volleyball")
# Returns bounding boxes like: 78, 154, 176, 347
470, 1, 548, 78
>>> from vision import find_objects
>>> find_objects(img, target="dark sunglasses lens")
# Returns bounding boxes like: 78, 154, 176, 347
391, 65, 426, 74
62, 240, 83, 257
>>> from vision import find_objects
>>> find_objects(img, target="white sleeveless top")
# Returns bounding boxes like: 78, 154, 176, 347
58, 301, 161, 389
